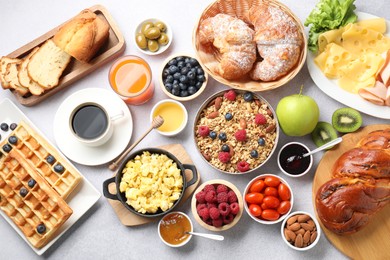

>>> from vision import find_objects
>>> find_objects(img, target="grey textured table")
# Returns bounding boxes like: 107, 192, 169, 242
0, 0, 389, 259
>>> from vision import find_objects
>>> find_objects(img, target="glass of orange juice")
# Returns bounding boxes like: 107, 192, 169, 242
108, 55, 154, 105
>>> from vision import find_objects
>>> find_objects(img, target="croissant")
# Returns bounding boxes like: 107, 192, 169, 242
315, 128, 390, 235
248, 4, 303, 81
198, 14, 256, 80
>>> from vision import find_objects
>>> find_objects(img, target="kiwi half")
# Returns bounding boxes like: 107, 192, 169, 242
332, 108, 362, 133
311, 122, 338, 149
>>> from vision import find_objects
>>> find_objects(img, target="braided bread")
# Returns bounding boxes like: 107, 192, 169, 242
315, 128, 390, 235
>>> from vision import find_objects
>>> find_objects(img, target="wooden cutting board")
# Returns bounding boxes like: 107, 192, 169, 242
107, 144, 201, 226
312, 124, 390, 260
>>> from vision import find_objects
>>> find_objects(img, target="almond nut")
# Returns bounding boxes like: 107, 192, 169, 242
266, 124, 276, 133
303, 230, 311, 244
207, 111, 219, 119
307, 220, 316, 229
255, 99, 261, 106
294, 234, 304, 248
310, 231, 318, 243
287, 216, 298, 225
296, 228, 305, 236
215, 97, 222, 110
301, 223, 314, 231
228, 144, 235, 157
266, 108, 273, 117
284, 229, 296, 242
288, 222, 301, 231
298, 214, 311, 223
239, 118, 247, 129
202, 152, 211, 161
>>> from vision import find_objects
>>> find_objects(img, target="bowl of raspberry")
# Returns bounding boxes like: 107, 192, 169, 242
243, 174, 294, 225
194, 89, 279, 174
191, 179, 243, 231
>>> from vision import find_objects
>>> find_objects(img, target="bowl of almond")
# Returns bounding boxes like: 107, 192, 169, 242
193, 89, 279, 174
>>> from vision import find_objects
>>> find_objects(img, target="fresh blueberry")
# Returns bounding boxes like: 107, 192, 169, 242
168, 59, 177, 66
10, 123, 17, 130
190, 67, 197, 74
1, 123, 9, 131
195, 81, 203, 89
36, 224, 46, 234
176, 56, 185, 62
46, 155, 55, 165
179, 83, 187, 90
209, 131, 217, 139
165, 83, 173, 91
2, 144, 12, 153
177, 60, 185, 69
180, 67, 190, 75
197, 67, 204, 75
250, 150, 259, 158
54, 164, 65, 174
165, 75, 174, 83
188, 86, 197, 95
258, 138, 266, 146
162, 68, 170, 78
173, 72, 181, 80
197, 75, 205, 83
189, 58, 199, 66
187, 71, 196, 80
218, 132, 227, 141
172, 79, 179, 85
225, 113, 233, 121
243, 92, 254, 102
168, 65, 179, 74
20, 187, 28, 197
172, 83, 180, 92
189, 79, 197, 86
185, 62, 192, 69
8, 136, 18, 145
221, 144, 230, 152
171, 88, 180, 96
179, 75, 188, 84
28, 179, 36, 188
180, 90, 189, 97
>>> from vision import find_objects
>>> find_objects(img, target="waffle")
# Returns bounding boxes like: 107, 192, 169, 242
0, 121, 82, 199
0, 149, 73, 248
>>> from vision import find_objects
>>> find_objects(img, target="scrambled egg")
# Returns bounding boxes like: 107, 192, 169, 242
119, 151, 183, 214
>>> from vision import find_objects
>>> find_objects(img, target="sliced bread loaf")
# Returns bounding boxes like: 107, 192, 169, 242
18, 48, 45, 95
4, 62, 29, 96
0, 57, 21, 89
27, 39, 71, 89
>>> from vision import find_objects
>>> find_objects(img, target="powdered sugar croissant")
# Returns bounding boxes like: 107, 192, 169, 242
198, 14, 256, 80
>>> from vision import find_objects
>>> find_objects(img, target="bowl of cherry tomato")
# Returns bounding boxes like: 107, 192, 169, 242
243, 174, 293, 224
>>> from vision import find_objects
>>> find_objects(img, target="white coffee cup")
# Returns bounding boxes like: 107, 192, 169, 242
69, 102, 124, 147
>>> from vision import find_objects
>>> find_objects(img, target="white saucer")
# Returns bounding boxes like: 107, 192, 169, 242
53, 88, 133, 166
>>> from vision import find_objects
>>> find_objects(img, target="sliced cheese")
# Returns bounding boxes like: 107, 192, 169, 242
356, 18, 387, 34
338, 75, 376, 93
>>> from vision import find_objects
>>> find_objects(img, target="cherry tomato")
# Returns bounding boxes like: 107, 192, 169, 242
261, 202, 268, 210
250, 179, 265, 193
277, 201, 291, 215
245, 192, 264, 204
264, 187, 278, 197
264, 176, 280, 187
278, 183, 291, 201
249, 204, 262, 217
261, 209, 280, 221
263, 196, 280, 209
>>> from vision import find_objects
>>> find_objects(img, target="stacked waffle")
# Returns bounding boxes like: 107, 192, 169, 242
0, 121, 82, 248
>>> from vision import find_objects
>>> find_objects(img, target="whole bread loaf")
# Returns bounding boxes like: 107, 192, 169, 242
315, 128, 390, 235
53, 9, 109, 62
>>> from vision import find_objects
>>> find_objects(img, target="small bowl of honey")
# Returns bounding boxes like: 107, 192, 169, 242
158, 211, 193, 247
150, 99, 188, 136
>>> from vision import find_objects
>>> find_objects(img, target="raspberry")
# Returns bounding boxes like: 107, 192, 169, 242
230, 202, 240, 215
218, 152, 231, 163
195, 191, 206, 204
197, 203, 207, 213
255, 113, 267, 125
207, 202, 217, 209
216, 184, 228, 194
203, 184, 215, 193
223, 213, 234, 224
205, 218, 213, 226
237, 161, 250, 172
224, 90, 236, 101
198, 208, 210, 221
212, 217, 224, 227
234, 129, 246, 142
205, 190, 217, 203
198, 126, 210, 137
228, 190, 238, 203
217, 192, 229, 203
209, 207, 220, 220
218, 202, 231, 216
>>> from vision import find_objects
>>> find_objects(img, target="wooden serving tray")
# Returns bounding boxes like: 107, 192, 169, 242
107, 144, 201, 226
5, 5, 125, 106
312, 124, 390, 260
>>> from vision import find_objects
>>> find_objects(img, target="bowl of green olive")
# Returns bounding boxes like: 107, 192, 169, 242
135, 18, 173, 55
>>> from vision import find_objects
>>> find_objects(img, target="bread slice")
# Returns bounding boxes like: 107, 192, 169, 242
18, 48, 45, 95
27, 39, 71, 89
0, 57, 21, 89
4, 62, 29, 96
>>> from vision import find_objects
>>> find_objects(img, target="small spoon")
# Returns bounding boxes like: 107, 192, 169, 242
287, 137, 343, 164
186, 231, 224, 241
108, 115, 164, 171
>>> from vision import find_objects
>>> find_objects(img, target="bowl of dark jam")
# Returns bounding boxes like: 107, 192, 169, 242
277, 142, 313, 177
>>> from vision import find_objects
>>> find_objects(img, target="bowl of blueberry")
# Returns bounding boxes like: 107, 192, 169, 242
159, 54, 208, 101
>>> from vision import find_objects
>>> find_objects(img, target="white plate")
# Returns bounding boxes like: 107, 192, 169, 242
53, 88, 133, 166
0, 98, 101, 256
307, 12, 390, 119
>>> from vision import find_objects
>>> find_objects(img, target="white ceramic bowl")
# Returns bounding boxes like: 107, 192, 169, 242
158, 211, 193, 247
281, 211, 321, 251
150, 99, 188, 136
243, 174, 294, 225
134, 18, 173, 55
277, 142, 313, 178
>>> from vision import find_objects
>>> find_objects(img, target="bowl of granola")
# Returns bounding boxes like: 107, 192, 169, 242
193, 89, 279, 174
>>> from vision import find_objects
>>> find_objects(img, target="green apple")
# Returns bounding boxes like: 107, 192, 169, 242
276, 87, 319, 136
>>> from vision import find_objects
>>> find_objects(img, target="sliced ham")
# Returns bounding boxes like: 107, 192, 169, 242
358, 81, 387, 106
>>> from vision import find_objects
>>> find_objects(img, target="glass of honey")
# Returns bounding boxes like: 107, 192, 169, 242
158, 212, 193, 247
109, 55, 154, 105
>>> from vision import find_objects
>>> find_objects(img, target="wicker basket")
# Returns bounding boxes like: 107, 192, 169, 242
192, 0, 307, 91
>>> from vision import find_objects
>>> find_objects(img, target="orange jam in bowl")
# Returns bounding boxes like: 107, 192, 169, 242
158, 212, 193, 247
151, 99, 188, 136
109, 55, 154, 105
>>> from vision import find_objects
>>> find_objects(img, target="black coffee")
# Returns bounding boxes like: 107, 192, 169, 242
72, 105, 108, 140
